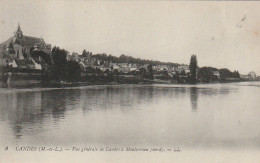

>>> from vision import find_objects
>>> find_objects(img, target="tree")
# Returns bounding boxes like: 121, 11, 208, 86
189, 55, 198, 84
31, 50, 52, 65
198, 67, 218, 83
219, 68, 233, 80
173, 71, 180, 83
82, 49, 88, 58
233, 70, 240, 78
147, 64, 154, 79
162, 68, 169, 77
66, 60, 81, 82
180, 70, 186, 76
50, 46, 68, 81
139, 68, 146, 78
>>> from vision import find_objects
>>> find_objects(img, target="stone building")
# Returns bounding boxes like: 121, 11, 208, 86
0, 24, 52, 68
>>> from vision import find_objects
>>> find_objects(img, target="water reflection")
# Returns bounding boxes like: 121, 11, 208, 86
0, 90, 84, 140
0, 85, 236, 139
41, 90, 67, 119
0, 84, 242, 147
0, 92, 44, 139
190, 87, 198, 111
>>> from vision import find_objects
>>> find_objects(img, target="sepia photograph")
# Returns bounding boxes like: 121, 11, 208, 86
0, 0, 260, 162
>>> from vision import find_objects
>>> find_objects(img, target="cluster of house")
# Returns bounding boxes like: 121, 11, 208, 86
67, 52, 193, 77
0, 24, 51, 71
68, 52, 146, 73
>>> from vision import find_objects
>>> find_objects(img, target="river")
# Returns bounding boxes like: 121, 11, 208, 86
0, 82, 259, 150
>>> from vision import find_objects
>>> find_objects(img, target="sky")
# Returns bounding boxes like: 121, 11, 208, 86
0, 0, 260, 75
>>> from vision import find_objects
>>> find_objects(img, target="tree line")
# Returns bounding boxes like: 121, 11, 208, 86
82, 49, 179, 66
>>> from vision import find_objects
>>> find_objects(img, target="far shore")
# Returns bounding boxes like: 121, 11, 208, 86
1, 77, 258, 89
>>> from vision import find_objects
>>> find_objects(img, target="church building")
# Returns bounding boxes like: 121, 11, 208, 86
0, 24, 52, 69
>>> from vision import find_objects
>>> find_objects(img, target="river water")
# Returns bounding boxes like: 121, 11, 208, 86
0, 82, 259, 150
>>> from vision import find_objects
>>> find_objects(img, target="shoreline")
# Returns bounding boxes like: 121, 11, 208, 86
0, 78, 258, 89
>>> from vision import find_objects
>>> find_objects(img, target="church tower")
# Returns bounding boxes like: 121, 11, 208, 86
14, 23, 23, 38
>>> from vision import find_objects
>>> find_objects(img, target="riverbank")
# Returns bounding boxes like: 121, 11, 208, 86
1, 77, 257, 89
1, 71, 258, 89
0, 75, 155, 88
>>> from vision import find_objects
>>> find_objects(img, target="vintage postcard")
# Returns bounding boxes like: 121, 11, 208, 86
0, 0, 260, 162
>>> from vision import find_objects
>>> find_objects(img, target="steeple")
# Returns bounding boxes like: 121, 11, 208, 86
14, 23, 23, 38
17, 23, 21, 32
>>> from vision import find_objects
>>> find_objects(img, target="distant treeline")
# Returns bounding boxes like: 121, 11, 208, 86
198, 66, 240, 83
82, 50, 180, 66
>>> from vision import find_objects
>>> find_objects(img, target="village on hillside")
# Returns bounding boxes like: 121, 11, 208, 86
0, 25, 259, 87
